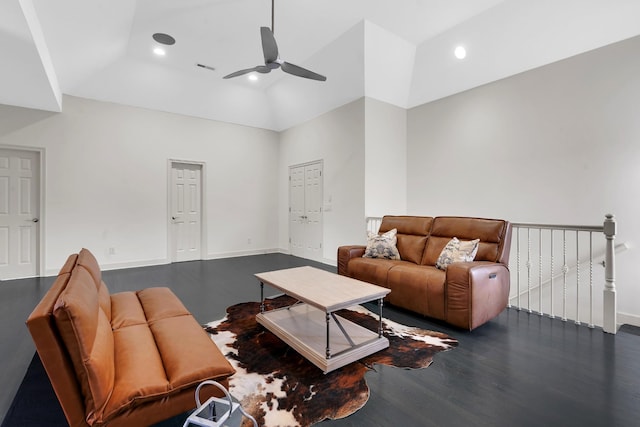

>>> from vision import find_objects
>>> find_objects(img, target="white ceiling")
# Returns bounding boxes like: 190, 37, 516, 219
2, 0, 640, 131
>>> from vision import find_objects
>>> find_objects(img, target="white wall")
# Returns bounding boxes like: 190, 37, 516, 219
364, 22, 415, 108
407, 35, 640, 324
364, 97, 407, 217
0, 95, 279, 273
278, 99, 365, 264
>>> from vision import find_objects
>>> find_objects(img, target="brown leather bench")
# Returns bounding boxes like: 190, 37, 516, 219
338, 216, 512, 330
26, 249, 235, 427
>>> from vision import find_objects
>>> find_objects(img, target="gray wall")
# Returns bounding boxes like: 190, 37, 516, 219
407, 35, 640, 324
278, 99, 366, 263
0, 96, 279, 272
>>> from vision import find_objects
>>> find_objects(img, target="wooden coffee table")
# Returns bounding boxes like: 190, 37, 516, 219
255, 266, 391, 373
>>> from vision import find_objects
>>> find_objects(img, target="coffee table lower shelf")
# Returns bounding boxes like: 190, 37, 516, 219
256, 303, 389, 373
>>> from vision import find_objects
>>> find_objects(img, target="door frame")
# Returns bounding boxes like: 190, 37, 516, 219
0, 144, 45, 278
288, 159, 323, 261
167, 159, 207, 263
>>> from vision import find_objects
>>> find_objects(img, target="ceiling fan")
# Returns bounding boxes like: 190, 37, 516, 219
223, 0, 327, 81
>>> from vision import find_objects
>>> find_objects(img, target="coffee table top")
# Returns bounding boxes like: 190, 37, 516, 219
255, 266, 390, 312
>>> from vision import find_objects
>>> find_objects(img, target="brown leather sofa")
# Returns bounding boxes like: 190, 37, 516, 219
26, 249, 235, 427
338, 216, 512, 330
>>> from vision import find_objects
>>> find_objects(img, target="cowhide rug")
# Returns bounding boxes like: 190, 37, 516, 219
204, 296, 457, 427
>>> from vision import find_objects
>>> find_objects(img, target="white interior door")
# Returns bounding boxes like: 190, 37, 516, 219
170, 162, 202, 262
289, 161, 323, 261
0, 149, 40, 279
304, 163, 323, 260
290, 166, 305, 257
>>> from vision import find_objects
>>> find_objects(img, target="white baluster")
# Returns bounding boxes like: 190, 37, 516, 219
603, 214, 617, 333
516, 228, 521, 310
589, 232, 594, 329
527, 228, 532, 313
539, 228, 543, 315
550, 229, 555, 319
562, 230, 568, 322
575, 231, 581, 325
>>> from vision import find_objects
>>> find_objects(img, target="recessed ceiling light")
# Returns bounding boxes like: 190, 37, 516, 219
152, 33, 176, 46
454, 46, 467, 60
153, 47, 166, 56
248, 74, 258, 81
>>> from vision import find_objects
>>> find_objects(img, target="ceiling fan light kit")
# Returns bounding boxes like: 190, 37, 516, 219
223, 1, 326, 82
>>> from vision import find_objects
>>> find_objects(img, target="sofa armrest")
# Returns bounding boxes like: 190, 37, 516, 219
337, 245, 366, 276
445, 261, 510, 330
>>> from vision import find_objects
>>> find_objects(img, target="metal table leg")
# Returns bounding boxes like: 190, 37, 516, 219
326, 312, 331, 359
378, 298, 384, 337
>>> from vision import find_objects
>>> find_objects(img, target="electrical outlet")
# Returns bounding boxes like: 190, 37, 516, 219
108, 247, 116, 255
247, 238, 252, 245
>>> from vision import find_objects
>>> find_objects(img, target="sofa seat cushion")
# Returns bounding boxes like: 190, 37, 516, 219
137, 287, 191, 323
104, 304, 235, 423
347, 257, 403, 287
110, 292, 147, 329
386, 264, 446, 320
105, 324, 170, 421
150, 315, 236, 388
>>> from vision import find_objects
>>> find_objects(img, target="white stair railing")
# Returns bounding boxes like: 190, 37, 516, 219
366, 216, 383, 236
510, 214, 618, 333
365, 215, 619, 334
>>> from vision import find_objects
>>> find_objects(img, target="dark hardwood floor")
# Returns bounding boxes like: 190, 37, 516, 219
2, 253, 639, 426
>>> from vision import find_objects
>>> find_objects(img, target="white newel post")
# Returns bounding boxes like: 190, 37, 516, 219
603, 214, 618, 334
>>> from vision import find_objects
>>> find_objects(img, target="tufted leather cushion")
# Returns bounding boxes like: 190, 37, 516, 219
77, 248, 111, 322
53, 267, 115, 425
422, 217, 509, 266
386, 264, 446, 319
28, 249, 237, 427
379, 216, 432, 264
346, 257, 399, 287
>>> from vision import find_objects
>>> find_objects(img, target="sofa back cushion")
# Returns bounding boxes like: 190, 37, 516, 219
54, 266, 115, 424
26, 254, 89, 427
379, 216, 432, 264
77, 248, 112, 321
422, 217, 511, 266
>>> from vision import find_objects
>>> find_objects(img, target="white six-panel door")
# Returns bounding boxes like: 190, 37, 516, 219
170, 162, 202, 262
289, 166, 305, 257
0, 149, 40, 279
289, 161, 323, 261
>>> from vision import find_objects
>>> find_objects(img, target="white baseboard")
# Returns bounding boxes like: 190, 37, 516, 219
40, 249, 333, 277
44, 257, 170, 277
618, 312, 640, 328
206, 248, 281, 260
100, 258, 171, 271
322, 257, 337, 267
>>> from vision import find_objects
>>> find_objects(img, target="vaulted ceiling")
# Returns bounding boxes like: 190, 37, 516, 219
3, 0, 640, 131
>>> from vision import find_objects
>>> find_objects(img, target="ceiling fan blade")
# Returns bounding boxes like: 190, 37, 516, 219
281, 62, 327, 81
223, 67, 261, 79
255, 65, 271, 73
261, 26, 278, 64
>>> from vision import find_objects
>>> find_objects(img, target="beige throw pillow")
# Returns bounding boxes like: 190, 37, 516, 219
363, 228, 401, 260
436, 237, 480, 270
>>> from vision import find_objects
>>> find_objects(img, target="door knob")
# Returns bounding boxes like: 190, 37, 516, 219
27, 218, 39, 223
